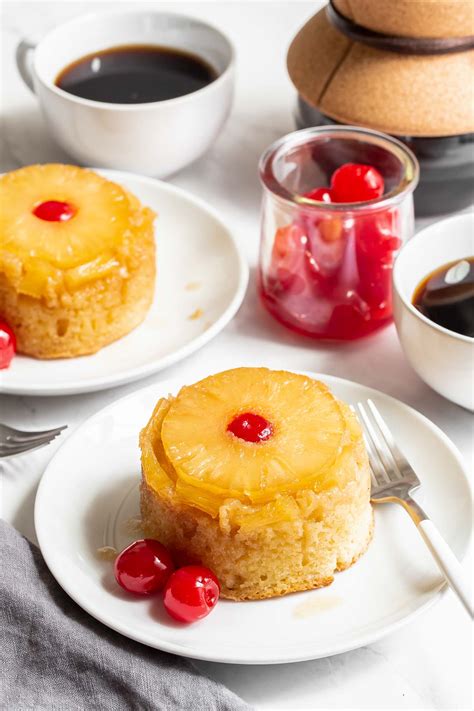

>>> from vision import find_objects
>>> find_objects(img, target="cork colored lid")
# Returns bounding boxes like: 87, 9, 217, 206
287, 7, 474, 137
333, 0, 474, 39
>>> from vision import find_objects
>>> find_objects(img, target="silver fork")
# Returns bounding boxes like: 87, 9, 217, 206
0, 423, 67, 458
356, 399, 473, 618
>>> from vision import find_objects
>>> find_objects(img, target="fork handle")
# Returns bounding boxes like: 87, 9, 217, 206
417, 519, 473, 618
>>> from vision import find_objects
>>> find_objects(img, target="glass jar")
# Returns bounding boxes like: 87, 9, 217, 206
296, 98, 474, 217
258, 126, 419, 341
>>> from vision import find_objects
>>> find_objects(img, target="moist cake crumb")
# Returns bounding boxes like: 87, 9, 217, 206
96, 545, 118, 561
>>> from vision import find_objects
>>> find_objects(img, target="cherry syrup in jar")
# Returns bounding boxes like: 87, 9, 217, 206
258, 127, 419, 341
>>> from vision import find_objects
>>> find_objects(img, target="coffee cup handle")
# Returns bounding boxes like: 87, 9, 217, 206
16, 39, 36, 94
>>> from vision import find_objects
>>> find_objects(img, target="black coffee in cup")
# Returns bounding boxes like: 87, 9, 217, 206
55, 44, 217, 104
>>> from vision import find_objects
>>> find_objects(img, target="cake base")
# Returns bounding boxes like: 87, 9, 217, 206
140, 479, 373, 601
0, 247, 155, 359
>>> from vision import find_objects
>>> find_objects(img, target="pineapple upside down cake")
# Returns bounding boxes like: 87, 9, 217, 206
140, 368, 373, 601
0, 164, 156, 358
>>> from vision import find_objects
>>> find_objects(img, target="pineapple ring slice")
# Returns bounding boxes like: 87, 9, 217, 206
0, 164, 134, 268
0, 164, 154, 299
161, 368, 347, 504
140, 398, 175, 497
141, 397, 223, 517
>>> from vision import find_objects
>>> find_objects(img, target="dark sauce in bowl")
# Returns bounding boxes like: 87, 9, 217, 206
55, 44, 217, 104
413, 257, 474, 337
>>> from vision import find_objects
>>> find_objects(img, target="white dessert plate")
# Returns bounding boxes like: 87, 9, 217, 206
0, 170, 248, 396
35, 373, 472, 665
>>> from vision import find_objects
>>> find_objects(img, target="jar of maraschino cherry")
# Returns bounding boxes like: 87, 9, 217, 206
258, 127, 419, 340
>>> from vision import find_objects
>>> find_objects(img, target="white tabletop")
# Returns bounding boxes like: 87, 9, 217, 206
1, 2, 472, 709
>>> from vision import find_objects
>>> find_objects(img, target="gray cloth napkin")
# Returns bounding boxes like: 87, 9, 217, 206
0, 520, 251, 711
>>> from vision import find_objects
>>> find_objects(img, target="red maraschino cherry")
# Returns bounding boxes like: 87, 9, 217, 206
331, 163, 384, 203
163, 565, 220, 623
0, 321, 16, 369
114, 539, 174, 595
304, 187, 332, 203
33, 200, 76, 222
227, 413, 273, 442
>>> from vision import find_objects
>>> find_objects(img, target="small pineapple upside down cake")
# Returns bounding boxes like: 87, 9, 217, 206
140, 368, 373, 601
0, 164, 156, 358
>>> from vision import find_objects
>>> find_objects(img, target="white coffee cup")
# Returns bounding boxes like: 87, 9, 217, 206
16, 10, 235, 177
393, 213, 474, 411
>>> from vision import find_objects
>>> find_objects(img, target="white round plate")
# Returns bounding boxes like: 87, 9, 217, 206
0, 170, 248, 396
35, 373, 472, 665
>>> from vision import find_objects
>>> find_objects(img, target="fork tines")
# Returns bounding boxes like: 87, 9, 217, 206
355, 399, 420, 492
0, 425, 67, 458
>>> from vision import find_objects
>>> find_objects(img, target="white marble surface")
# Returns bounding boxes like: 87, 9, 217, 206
0, 2, 472, 709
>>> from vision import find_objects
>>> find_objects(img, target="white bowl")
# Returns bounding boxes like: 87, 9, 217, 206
393, 213, 473, 411
16, 11, 235, 177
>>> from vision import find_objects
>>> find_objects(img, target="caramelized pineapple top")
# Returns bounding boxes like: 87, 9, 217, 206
141, 369, 368, 521
0, 164, 155, 301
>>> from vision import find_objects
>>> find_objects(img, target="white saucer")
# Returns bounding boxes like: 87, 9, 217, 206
34, 373, 472, 664
0, 170, 248, 396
